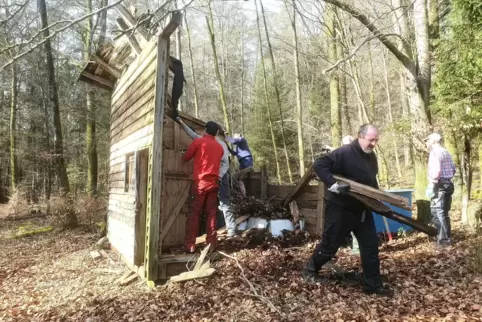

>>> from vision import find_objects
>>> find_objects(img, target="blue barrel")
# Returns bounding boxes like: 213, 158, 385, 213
373, 189, 414, 234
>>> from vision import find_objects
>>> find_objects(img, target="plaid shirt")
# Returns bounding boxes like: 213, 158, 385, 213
428, 144, 456, 183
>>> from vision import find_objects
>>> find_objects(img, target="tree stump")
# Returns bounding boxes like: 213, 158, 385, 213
416, 200, 431, 224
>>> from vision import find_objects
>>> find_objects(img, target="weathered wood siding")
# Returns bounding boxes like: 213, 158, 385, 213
108, 40, 158, 265
247, 174, 325, 236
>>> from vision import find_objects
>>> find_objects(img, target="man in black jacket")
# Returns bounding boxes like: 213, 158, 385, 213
302, 124, 393, 297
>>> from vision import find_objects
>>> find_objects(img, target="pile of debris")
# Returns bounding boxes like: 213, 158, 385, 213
231, 194, 292, 220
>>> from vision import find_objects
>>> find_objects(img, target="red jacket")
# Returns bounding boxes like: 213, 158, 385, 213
183, 134, 224, 189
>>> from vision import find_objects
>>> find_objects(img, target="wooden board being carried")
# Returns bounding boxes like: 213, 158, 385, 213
332, 175, 411, 210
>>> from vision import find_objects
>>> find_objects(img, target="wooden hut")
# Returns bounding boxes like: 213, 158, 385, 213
79, 6, 211, 285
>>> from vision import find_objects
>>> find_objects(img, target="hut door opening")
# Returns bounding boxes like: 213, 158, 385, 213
134, 148, 149, 266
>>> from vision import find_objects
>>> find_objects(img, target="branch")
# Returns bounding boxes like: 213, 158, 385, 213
218, 251, 282, 316
321, 0, 416, 73
323, 33, 401, 73
0, 0, 126, 72
0, 0, 29, 28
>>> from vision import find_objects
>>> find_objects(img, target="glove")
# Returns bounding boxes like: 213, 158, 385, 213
425, 182, 434, 199
328, 182, 350, 194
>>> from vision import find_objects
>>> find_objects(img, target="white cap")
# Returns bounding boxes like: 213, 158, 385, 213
426, 133, 442, 143
342, 135, 354, 145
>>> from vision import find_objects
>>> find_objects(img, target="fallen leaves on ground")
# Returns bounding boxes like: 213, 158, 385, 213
1, 219, 481, 322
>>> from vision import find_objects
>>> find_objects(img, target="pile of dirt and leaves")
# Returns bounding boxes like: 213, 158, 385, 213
1, 217, 482, 321
231, 194, 292, 220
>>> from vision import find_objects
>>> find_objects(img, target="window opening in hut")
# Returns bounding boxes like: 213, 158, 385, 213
125, 153, 135, 192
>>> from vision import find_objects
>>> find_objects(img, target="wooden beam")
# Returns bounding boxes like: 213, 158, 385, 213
282, 165, 315, 207
159, 188, 189, 241
92, 54, 122, 78
80, 71, 115, 89
115, 4, 149, 41
116, 18, 142, 55
144, 36, 169, 285
332, 175, 411, 210
159, 11, 182, 39
260, 165, 268, 199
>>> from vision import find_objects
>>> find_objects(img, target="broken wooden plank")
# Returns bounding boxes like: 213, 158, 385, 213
195, 215, 250, 245
282, 166, 315, 207
169, 268, 215, 283
81, 71, 115, 89
90, 250, 102, 261
92, 54, 122, 78
348, 192, 437, 236
115, 4, 150, 41
116, 18, 142, 55
119, 272, 138, 286
333, 175, 411, 210
159, 11, 182, 39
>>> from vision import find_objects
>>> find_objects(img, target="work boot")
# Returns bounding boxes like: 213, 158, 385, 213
182, 245, 196, 254
364, 285, 394, 297
302, 259, 325, 284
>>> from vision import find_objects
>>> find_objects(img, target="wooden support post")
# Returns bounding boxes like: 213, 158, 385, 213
144, 36, 170, 286
282, 164, 315, 207
159, 11, 183, 38
315, 182, 325, 236
116, 18, 142, 55
260, 165, 268, 199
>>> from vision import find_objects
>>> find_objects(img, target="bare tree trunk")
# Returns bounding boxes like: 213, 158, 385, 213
368, 41, 375, 121
336, 38, 351, 134
184, 12, 199, 118
9, 64, 18, 192
284, 0, 305, 177
254, 0, 282, 184
39, 0, 70, 196
260, 0, 293, 183
461, 134, 472, 223
206, 2, 231, 134
382, 51, 402, 178
240, 33, 245, 134
327, 6, 341, 147
84, 0, 98, 196
322, 0, 432, 198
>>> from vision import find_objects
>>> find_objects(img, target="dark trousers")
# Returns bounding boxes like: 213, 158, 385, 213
184, 182, 219, 248
430, 182, 454, 245
311, 202, 382, 292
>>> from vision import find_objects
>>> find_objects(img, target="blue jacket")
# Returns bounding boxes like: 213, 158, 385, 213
227, 136, 253, 169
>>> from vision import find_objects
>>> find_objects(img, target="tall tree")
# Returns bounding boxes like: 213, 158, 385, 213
38, 0, 70, 195
326, 6, 341, 147
9, 64, 18, 192
322, 0, 433, 198
206, 0, 231, 134
254, 0, 282, 184
84, 0, 98, 196
184, 11, 199, 118
260, 0, 293, 183
284, 0, 305, 177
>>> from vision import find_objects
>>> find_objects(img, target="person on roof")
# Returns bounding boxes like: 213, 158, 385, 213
182, 121, 224, 253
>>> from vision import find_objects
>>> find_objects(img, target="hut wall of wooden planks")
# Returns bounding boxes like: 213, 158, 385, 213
79, 8, 210, 284
243, 171, 325, 236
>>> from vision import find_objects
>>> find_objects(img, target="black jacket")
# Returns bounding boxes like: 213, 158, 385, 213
313, 140, 379, 212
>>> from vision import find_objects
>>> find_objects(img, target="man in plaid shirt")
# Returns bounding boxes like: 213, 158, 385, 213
425, 133, 456, 247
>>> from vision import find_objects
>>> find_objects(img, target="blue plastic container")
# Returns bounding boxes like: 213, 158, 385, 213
373, 189, 414, 234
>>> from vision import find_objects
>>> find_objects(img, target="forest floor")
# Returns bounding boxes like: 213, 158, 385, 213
1, 214, 482, 322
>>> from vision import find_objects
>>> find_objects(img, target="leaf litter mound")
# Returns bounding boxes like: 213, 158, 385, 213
1, 218, 482, 321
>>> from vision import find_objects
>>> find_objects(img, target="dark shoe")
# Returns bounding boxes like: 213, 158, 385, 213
364, 286, 394, 297
302, 259, 326, 284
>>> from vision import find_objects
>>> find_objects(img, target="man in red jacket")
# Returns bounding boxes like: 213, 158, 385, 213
182, 121, 224, 253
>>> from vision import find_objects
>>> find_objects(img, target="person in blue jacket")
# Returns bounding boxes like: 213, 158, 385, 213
226, 133, 254, 196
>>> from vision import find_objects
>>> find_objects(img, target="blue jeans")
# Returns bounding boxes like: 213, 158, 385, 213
430, 182, 454, 245
219, 173, 236, 234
